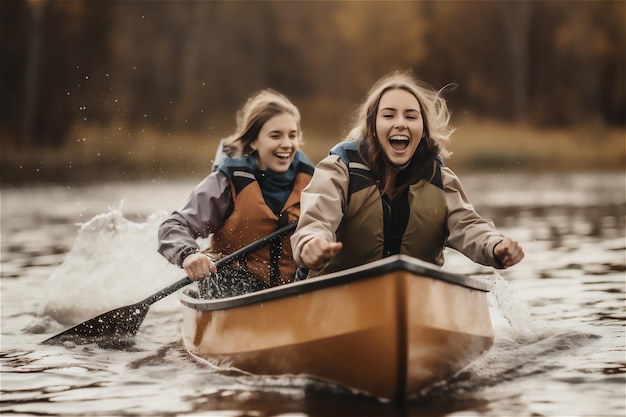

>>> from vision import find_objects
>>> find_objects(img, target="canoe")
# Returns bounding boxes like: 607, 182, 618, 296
178, 254, 493, 401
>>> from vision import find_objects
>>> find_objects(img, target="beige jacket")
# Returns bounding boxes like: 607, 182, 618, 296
291, 154, 506, 274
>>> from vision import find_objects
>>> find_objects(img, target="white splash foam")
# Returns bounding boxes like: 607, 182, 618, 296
492, 274, 536, 331
37, 207, 183, 325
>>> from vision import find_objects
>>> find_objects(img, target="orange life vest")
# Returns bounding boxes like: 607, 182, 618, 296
211, 153, 314, 286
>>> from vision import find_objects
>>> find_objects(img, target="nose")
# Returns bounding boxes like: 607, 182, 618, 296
279, 134, 294, 148
394, 118, 407, 130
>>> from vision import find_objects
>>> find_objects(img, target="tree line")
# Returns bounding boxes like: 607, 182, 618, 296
1, 0, 624, 150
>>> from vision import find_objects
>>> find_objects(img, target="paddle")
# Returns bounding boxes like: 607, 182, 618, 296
42, 221, 298, 346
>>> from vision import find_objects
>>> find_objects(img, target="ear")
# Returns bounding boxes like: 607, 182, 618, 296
250, 141, 258, 151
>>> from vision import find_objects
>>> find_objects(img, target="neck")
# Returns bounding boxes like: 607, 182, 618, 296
392, 161, 411, 170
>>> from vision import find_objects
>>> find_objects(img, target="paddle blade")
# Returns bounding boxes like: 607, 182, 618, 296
42, 302, 150, 347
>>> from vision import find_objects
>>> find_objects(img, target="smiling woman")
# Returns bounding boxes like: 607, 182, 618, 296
375, 89, 424, 169
157, 89, 315, 299
291, 70, 524, 277
250, 113, 301, 172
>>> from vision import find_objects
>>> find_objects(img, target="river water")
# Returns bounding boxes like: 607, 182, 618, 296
1, 172, 624, 417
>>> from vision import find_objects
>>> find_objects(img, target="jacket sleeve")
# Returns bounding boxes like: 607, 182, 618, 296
291, 155, 349, 266
442, 167, 505, 268
158, 171, 233, 267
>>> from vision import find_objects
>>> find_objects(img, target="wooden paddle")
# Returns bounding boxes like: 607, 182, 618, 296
42, 221, 298, 346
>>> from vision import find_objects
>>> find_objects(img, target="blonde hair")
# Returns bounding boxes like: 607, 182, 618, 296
222, 89, 302, 157
346, 70, 454, 157
345, 71, 455, 199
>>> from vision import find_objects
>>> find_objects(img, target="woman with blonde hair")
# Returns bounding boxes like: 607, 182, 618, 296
291, 71, 523, 275
159, 89, 315, 298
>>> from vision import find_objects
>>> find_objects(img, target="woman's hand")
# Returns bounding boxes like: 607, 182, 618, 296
300, 236, 343, 270
494, 237, 524, 268
183, 253, 217, 281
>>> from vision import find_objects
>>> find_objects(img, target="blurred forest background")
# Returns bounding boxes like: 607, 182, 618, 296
1, 0, 624, 184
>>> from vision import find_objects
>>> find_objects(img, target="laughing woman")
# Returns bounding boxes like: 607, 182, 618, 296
291, 71, 523, 276
158, 89, 314, 298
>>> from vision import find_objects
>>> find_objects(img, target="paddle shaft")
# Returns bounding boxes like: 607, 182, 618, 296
139, 221, 298, 306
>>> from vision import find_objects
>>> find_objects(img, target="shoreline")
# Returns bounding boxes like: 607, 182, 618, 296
2, 121, 624, 185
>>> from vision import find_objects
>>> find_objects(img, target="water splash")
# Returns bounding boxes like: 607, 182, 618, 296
31, 207, 182, 328
490, 271, 539, 341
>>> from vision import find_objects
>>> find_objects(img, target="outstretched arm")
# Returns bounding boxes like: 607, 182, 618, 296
299, 237, 343, 270
291, 155, 349, 270
443, 166, 523, 268
493, 237, 524, 268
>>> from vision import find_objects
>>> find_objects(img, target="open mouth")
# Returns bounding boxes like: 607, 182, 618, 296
275, 151, 292, 161
389, 135, 410, 151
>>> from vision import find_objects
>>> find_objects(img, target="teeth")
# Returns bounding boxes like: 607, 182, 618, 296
389, 135, 409, 142
276, 152, 291, 158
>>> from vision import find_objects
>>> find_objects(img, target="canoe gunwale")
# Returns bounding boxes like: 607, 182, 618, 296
178, 254, 492, 312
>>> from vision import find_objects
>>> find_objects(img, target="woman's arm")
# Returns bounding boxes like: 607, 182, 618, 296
291, 155, 349, 269
442, 166, 510, 268
158, 171, 233, 266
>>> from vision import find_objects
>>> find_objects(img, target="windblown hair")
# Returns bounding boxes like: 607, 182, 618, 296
222, 89, 302, 157
344, 71, 455, 199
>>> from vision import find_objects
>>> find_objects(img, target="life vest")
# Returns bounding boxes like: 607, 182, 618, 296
211, 152, 314, 286
321, 141, 447, 275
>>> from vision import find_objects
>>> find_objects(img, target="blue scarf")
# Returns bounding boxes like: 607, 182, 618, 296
240, 150, 312, 215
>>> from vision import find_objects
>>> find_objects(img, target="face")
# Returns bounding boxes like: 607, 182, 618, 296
251, 112, 300, 172
375, 88, 424, 167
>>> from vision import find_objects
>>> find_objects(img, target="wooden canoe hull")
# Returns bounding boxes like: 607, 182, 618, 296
179, 255, 493, 401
